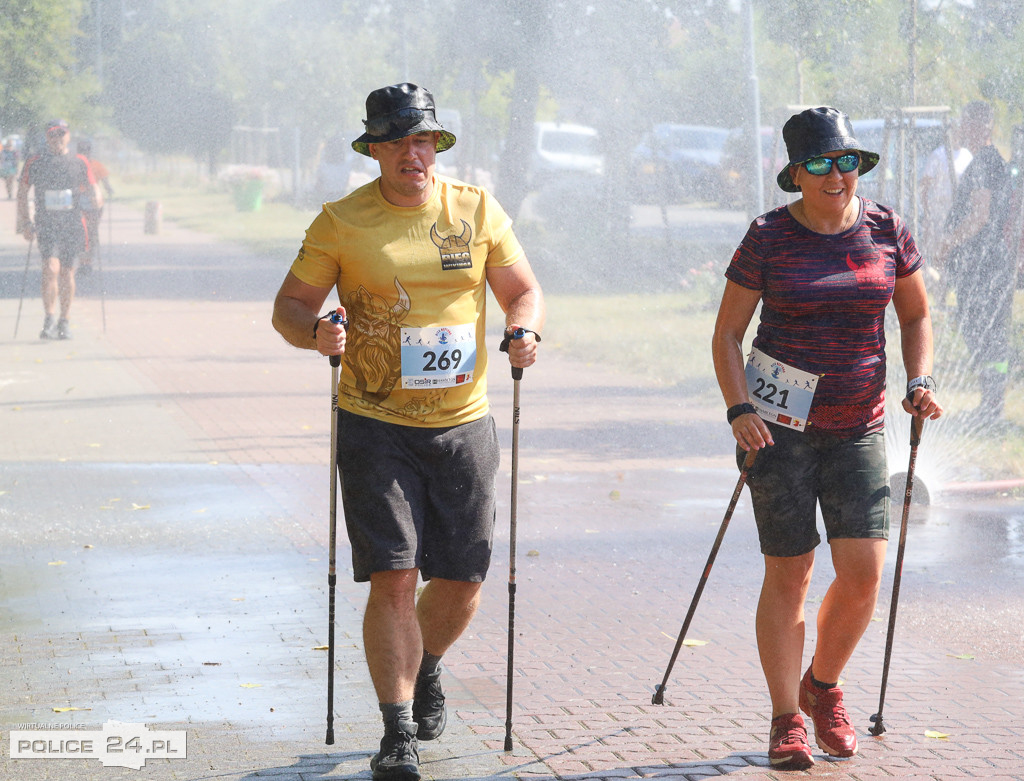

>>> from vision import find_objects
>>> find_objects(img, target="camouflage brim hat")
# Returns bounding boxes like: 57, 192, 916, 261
351, 83, 456, 157
776, 106, 879, 193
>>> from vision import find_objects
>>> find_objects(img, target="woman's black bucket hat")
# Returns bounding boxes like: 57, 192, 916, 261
776, 106, 879, 193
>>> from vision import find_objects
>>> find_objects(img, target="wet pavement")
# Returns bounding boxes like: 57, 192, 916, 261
1, 195, 1024, 780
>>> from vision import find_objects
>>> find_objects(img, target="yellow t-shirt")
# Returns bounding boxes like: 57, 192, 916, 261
290, 175, 525, 427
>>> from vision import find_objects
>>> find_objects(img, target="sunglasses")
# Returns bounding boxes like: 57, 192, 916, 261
801, 153, 860, 176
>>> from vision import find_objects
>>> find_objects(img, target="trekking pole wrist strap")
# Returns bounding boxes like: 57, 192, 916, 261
906, 375, 936, 401
499, 328, 542, 353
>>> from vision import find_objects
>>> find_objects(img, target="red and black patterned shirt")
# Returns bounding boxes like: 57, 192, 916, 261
725, 197, 922, 436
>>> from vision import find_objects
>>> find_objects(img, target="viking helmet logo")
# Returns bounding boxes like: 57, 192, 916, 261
431, 219, 473, 270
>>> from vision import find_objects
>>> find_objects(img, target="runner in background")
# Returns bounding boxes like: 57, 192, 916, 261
76, 138, 114, 274
16, 119, 103, 340
1, 138, 20, 199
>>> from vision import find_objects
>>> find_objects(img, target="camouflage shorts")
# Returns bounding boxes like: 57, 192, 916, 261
738, 423, 889, 557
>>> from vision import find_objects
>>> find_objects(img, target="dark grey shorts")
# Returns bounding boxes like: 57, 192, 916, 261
738, 423, 890, 558
337, 410, 500, 583
37, 220, 85, 268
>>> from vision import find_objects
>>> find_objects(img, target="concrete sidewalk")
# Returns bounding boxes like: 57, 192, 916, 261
1, 194, 1023, 780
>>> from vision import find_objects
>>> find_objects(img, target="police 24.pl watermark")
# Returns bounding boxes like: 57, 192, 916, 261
8, 721, 187, 770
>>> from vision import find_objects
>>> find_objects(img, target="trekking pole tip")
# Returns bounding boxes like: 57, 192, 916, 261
651, 685, 666, 705
868, 713, 886, 736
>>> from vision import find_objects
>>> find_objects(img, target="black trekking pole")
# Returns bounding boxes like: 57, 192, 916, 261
869, 414, 924, 737
13, 234, 35, 339
498, 327, 537, 752
323, 309, 348, 746
652, 447, 757, 705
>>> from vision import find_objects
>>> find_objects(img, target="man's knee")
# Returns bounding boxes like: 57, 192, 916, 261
369, 569, 420, 606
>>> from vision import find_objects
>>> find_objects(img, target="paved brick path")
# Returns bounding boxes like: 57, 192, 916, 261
1, 196, 1023, 780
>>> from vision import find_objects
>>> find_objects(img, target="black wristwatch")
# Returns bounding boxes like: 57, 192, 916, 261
727, 402, 756, 424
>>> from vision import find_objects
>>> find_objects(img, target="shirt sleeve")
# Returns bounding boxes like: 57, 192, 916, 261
724, 220, 765, 291
893, 212, 924, 278
482, 191, 525, 268
290, 207, 342, 288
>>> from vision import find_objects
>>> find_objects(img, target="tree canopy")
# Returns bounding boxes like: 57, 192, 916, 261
4, 0, 1024, 185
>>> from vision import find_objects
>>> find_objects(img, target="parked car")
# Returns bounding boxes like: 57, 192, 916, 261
528, 121, 604, 191
718, 125, 787, 211
631, 123, 730, 204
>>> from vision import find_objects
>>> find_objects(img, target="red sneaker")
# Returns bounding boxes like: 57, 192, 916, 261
799, 666, 858, 757
768, 712, 814, 770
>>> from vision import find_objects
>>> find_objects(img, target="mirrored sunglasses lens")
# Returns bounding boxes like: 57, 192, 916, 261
804, 157, 832, 175
837, 154, 860, 173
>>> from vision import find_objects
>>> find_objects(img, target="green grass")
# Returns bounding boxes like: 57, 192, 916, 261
542, 293, 720, 391
114, 176, 318, 259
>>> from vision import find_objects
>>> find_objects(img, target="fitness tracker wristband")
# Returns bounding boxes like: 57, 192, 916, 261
727, 402, 756, 424
905, 375, 936, 401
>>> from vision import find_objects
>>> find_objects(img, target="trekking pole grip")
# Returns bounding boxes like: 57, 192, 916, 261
318, 309, 348, 368
910, 414, 923, 447
500, 327, 541, 381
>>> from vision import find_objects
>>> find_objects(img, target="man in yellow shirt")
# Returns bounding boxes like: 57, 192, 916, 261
272, 83, 544, 781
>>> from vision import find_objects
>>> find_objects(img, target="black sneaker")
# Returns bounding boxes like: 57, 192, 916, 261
40, 315, 58, 340
413, 667, 447, 741
57, 319, 71, 340
370, 721, 419, 781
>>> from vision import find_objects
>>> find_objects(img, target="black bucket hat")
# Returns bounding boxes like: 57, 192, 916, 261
776, 106, 879, 193
351, 83, 456, 157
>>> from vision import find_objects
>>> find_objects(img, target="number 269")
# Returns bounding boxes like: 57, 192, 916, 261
422, 349, 462, 372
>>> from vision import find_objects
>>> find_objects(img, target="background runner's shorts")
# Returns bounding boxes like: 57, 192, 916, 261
37, 218, 86, 267
337, 410, 500, 583
738, 422, 890, 558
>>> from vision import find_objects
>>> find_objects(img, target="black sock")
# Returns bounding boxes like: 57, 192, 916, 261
811, 672, 837, 690
419, 650, 443, 679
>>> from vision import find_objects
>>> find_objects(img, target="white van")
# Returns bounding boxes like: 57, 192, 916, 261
529, 121, 603, 188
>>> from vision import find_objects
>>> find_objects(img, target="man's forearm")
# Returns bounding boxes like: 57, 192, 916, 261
503, 288, 545, 333
272, 295, 320, 350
